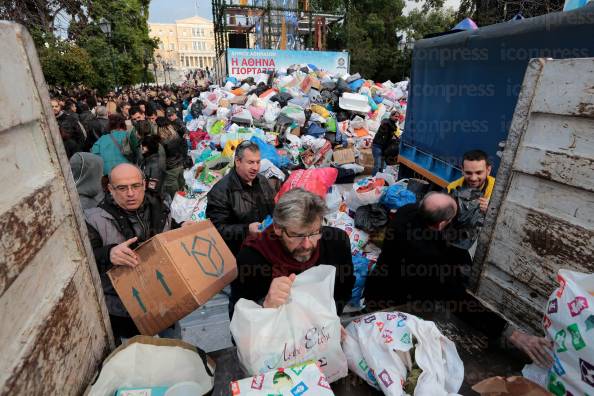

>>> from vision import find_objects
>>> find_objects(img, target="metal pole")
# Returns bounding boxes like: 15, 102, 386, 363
108, 42, 118, 91
153, 63, 159, 87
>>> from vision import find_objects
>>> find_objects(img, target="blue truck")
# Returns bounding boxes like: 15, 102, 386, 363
398, 3, 594, 187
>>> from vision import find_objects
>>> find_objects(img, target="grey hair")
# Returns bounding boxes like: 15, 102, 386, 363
235, 141, 260, 161
418, 191, 457, 225
274, 188, 328, 229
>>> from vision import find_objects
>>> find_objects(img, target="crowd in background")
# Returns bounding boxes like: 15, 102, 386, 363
50, 80, 212, 203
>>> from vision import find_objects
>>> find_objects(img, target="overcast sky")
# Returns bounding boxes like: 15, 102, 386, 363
148, 0, 463, 24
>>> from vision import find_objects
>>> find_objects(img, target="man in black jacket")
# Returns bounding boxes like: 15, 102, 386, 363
233, 188, 355, 315
371, 110, 401, 176
206, 141, 276, 255
84, 105, 109, 151
364, 192, 469, 309
166, 106, 187, 138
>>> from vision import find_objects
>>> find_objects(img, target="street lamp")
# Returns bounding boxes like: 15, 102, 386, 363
156, 53, 164, 86
99, 18, 118, 91
153, 61, 159, 87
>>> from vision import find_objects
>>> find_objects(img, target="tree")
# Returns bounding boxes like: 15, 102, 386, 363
37, 36, 97, 87
0, 0, 156, 92
457, 0, 564, 26
322, 0, 455, 81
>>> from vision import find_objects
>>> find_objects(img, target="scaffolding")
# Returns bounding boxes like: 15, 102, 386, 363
211, 0, 344, 57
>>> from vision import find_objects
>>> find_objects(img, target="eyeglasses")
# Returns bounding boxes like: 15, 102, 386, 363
111, 183, 144, 193
282, 228, 322, 243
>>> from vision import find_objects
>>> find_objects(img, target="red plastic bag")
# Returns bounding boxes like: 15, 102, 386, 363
189, 130, 209, 149
275, 168, 338, 202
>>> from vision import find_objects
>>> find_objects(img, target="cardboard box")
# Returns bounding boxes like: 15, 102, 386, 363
357, 148, 374, 175
333, 148, 356, 164
108, 220, 237, 335
290, 126, 301, 137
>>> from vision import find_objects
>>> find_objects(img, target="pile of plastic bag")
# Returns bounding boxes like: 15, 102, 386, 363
171, 64, 412, 311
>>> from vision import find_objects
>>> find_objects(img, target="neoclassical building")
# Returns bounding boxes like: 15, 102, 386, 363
149, 16, 216, 71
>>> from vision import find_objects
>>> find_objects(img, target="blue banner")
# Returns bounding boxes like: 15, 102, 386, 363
226, 48, 350, 79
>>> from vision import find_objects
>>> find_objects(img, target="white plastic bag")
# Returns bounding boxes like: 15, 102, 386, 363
325, 186, 342, 213
545, 270, 594, 396
353, 177, 386, 206
216, 107, 231, 120
230, 362, 335, 396
324, 211, 369, 254
88, 336, 214, 396
259, 158, 285, 181
264, 102, 281, 123
170, 193, 197, 223
230, 265, 348, 383
344, 312, 464, 396
375, 171, 396, 185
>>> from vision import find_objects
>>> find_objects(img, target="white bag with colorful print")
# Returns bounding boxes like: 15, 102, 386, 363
544, 269, 594, 396
230, 361, 335, 396
230, 265, 348, 383
344, 311, 464, 396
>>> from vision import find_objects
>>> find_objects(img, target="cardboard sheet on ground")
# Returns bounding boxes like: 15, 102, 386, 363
472, 376, 552, 396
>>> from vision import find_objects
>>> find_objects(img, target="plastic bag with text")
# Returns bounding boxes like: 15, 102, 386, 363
230, 265, 348, 383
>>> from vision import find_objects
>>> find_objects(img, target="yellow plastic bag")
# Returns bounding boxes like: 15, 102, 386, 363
311, 104, 330, 119
222, 139, 243, 158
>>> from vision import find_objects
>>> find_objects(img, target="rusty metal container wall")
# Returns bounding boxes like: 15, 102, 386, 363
471, 58, 594, 334
0, 22, 114, 394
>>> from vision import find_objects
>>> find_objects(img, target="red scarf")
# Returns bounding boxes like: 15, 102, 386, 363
242, 227, 321, 277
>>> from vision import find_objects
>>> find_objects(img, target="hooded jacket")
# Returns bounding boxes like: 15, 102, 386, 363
69, 152, 104, 209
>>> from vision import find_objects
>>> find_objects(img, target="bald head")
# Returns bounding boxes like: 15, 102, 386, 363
109, 163, 144, 183
108, 164, 145, 211
419, 192, 457, 230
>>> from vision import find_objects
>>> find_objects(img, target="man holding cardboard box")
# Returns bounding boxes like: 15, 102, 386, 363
85, 163, 180, 340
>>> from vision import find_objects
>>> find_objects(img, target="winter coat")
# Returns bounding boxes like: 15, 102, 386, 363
91, 130, 131, 175
140, 150, 166, 195
233, 226, 355, 315
69, 152, 104, 209
85, 194, 172, 317
206, 168, 276, 255
364, 204, 471, 309
85, 117, 109, 151
372, 118, 398, 151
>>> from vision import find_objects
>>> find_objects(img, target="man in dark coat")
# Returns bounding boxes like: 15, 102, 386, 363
84, 105, 110, 151
371, 110, 401, 175
233, 188, 354, 315
364, 192, 470, 309
206, 141, 276, 256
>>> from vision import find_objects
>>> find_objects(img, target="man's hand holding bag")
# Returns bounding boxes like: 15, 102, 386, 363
230, 265, 348, 383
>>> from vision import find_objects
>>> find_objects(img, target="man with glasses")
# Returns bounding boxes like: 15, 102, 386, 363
85, 163, 179, 341
232, 188, 354, 315
206, 141, 276, 256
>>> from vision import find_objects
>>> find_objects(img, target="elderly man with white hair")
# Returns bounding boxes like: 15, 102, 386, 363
231, 188, 355, 315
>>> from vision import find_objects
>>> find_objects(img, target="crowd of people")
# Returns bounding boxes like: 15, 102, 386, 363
52, 75, 552, 372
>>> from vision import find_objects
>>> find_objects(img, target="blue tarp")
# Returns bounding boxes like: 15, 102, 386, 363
402, 4, 594, 181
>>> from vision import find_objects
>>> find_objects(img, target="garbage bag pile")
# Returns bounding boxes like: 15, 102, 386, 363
170, 65, 411, 310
